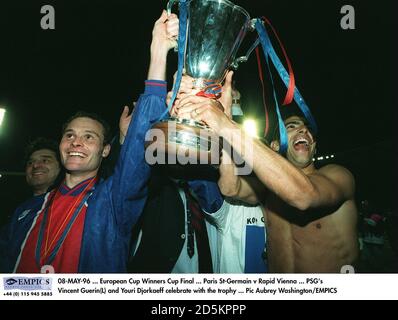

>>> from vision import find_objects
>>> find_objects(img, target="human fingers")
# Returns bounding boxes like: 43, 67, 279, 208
120, 105, 129, 119
219, 71, 234, 118
166, 91, 173, 106
178, 94, 211, 108
156, 10, 168, 24
178, 75, 195, 94
166, 14, 179, 38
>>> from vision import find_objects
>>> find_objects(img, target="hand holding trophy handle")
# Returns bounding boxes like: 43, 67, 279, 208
167, 0, 179, 52
167, 0, 176, 16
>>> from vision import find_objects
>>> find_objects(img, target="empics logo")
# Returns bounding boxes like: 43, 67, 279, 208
3, 277, 52, 291
5, 278, 18, 286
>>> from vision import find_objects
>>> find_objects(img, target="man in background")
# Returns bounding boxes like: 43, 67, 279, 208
24, 137, 62, 196
0, 138, 62, 271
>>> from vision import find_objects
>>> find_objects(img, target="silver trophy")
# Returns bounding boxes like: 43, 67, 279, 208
180, 0, 250, 86
147, 0, 252, 165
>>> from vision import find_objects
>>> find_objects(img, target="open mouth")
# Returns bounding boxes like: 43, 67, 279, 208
67, 151, 87, 158
293, 137, 311, 151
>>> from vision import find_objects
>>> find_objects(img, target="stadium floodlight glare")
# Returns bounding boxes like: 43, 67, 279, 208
0, 108, 5, 127
242, 119, 258, 137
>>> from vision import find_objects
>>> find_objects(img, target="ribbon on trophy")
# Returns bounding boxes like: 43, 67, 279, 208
254, 17, 318, 154
195, 81, 222, 99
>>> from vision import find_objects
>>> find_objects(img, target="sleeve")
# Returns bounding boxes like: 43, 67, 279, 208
188, 180, 224, 213
203, 199, 231, 232
0, 223, 11, 272
0, 206, 20, 273
109, 80, 167, 234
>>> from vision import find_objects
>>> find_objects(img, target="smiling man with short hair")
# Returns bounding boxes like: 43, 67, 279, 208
0, 10, 179, 273
25, 138, 62, 196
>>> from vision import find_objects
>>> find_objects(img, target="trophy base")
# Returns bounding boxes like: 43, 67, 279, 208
145, 117, 222, 166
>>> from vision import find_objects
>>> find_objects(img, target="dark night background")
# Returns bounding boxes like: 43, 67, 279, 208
0, 0, 395, 226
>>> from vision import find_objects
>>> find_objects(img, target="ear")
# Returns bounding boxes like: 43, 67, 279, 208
312, 141, 317, 156
270, 140, 280, 152
102, 144, 111, 158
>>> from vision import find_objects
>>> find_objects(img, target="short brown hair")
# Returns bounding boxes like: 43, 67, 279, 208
62, 111, 112, 145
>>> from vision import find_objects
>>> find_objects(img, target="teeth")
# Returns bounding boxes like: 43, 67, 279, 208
69, 152, 85, 157
294, 138, 309, 146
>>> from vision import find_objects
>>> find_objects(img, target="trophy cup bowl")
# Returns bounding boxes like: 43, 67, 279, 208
147, 0, 251, 167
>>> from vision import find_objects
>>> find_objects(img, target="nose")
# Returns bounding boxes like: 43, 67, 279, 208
71, 136, 83, 147
298, 125, 308, 134
32, 160, 44, 168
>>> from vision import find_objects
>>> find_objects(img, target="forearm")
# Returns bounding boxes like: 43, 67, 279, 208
217, 150, 255, 203
147, 10, 178, 81
218, 150, 240, 197
147, 45, 169, 80
221, 124, 316, 210
219, 163, 263, 205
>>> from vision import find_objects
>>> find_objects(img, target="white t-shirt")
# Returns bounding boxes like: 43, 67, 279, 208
206, 198, 267, 273
171, 188, 219, 273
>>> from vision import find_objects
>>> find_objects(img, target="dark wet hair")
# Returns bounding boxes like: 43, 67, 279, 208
62, 111, 112, 145
281, 105, 306, 122
24, 137, 61, 165
266, 105, 317, 144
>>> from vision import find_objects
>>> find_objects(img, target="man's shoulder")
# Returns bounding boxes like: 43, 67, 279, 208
6, 194, 46, 225
317, 164, 356, 198
317, 164, 354, 179
15, 194, 45, 212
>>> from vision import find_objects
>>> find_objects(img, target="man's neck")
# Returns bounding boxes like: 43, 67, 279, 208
65, 171, 97, 189
32, 187, 47, 196
302, 162, 316, 175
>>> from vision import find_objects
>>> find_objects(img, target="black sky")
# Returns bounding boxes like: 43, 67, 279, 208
0, 0, 395, 214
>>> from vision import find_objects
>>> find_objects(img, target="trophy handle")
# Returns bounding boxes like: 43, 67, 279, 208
167, 0, 177, 16
167, 0, 179, 52
231, 18, 258, 70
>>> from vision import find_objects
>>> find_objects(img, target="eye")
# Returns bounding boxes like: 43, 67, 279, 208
286, 123, 296, 130
42, 159, 49, 164
84, 134, 94, 140
64, 133, 74, 139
